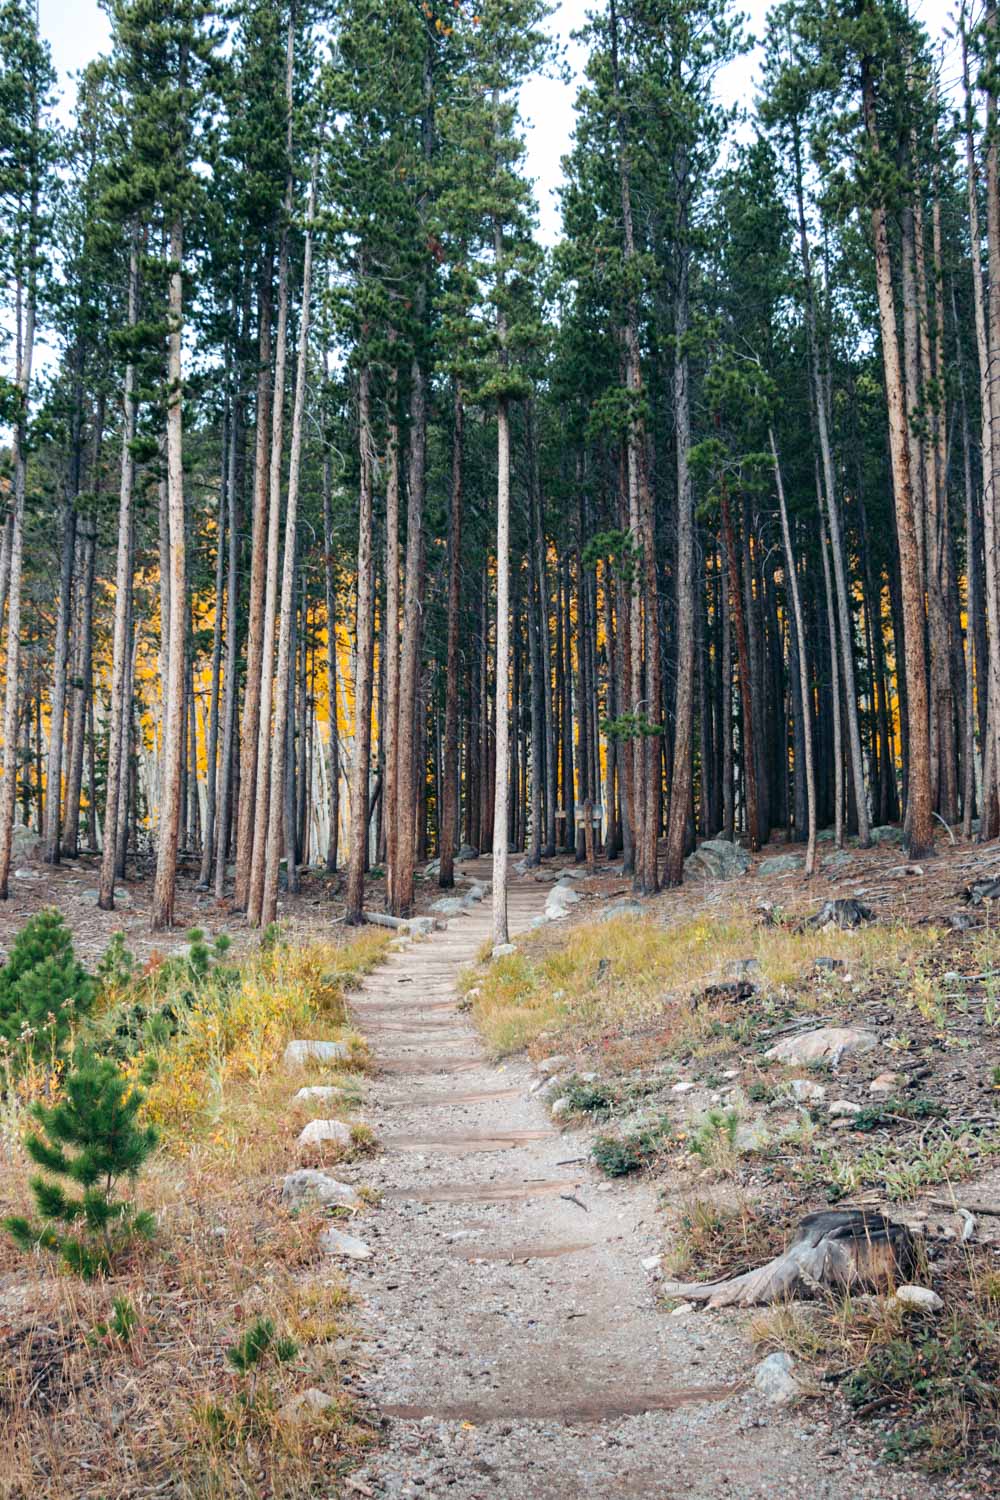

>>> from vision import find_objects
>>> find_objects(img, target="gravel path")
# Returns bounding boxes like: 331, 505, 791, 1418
343, 862, 970, 1499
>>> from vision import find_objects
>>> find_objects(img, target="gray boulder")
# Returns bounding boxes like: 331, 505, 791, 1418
765, 1026, 878, 1066
758, 853, 803, 876
599, 898, 643, 922
684, 838, 750, 882
297, 1119, 353, 1149
281, 1170, 360, 1209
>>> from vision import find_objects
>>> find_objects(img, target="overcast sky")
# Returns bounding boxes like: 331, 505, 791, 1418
40, 0, 958, 244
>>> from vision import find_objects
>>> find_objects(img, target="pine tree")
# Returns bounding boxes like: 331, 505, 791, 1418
4, 1048, 157, 1278
0, 909, 95, 1057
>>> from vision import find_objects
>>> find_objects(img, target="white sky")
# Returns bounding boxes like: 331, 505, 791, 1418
39, 0, 959, 245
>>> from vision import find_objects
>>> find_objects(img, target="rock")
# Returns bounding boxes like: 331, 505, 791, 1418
545, 882, 582, 921
828, 1099, 861, 1118
10, 823, 39, 861
822, 850, 853, 868
465, 881, 489, 902
429, 895, 469, 916
808, 898, 874, 930
642, 1254, 663, 1271
814, 957, 843, 972
764, 1027, 878, 1066
537, 1054, 569, 1077
672, 1081, 695, 1094
297, 1119, 353, 1149
870, 825, 903, 845
949, 911, 974, 931
280, 1388, 336, 1422
550, 1097, 571, 1121
893, 1284, 943, 1312
281, 1170, 360, 1209
423, 857, 441, 878
284, 1039, 351, 1068
317, 1226, 372, 1259
753, 1351, 802, 1405
456, 844, 479, 862
727, 957, 762, 980
788, 1078, 826, 1104
13, 868, 39, 880
406, 916, 436, 937
293, 1085, 348, 1106
599, 898, 642, 921
869, 1071, 902, 1096
759, 853, 803, 875
684, 838, 751, 882
492, 942, 517, 959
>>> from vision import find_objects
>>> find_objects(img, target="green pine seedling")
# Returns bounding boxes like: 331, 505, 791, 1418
226, 1318, 298, 1407
4, 1048, 158, 1279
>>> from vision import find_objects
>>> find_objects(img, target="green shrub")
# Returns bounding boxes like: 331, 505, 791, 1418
592, 1117, 671, 1176
4, 1047, 158, 1278
0, 909, 94, 1057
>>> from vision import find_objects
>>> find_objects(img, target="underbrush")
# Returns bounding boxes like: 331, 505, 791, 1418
664, 1196, 787, 1282
0, 915, 390, 1497
463, 911, 935, 1057
753, 1253, 1000, 1475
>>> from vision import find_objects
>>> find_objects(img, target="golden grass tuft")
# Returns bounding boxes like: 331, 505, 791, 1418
463, 909, 938, 1057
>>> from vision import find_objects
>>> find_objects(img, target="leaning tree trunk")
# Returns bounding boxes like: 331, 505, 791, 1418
772, 429, 817, 876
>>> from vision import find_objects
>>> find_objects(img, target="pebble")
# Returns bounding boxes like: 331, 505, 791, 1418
893, 1284, 943, 1312
318, 1225, 372, 1259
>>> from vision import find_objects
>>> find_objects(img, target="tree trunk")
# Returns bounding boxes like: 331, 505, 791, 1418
150, 213, 187, 930
440, 381, 463, 887
862, 57, 934, 857
261, 156, 317, 928
345, 362, 376, 924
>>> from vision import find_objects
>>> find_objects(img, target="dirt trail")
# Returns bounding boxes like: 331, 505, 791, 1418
345, 862, 951, 1500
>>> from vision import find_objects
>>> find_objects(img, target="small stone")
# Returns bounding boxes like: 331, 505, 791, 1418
492, 943, 517, 959
599, 898, 643, 922
537, 1054, 569, 1077
405, 916, 436, 937
893, 1284, 943, 1312
550, 1098, 571, 1121
753, 1351, 802, 1405
814, 957, 843, 972
429, 896, 469, 916
828, 1099, 861, 1118
281, 1169, 360, 1209
284, 1039, 351, 1068
280, 1388, 336, 1422
318, 1225, 372, 1259
869, 1071, 902, 1096
670, 1301, 693, 1316
642, 1254, 662, 1271
788, 1078, 826, 1104
671, 1081, 695, 1094
293, 1085, 347, 1105
298, 1119, 353, 1149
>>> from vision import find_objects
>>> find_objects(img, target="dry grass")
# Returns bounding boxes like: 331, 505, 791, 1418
664, 1195, 788, 1283
463, 910, 937, 1058
750, 1251, 1000, 1474
0, 924, 391, 1498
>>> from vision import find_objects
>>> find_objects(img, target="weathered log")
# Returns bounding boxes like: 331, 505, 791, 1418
661, 1210, 916, 1309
